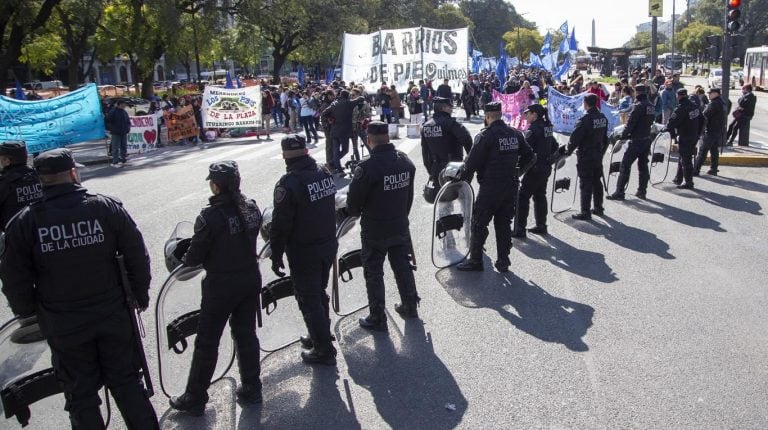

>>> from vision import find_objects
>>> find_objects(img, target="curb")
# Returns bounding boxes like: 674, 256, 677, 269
715, 154, 768, 167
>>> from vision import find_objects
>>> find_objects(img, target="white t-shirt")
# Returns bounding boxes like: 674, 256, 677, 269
299, 97, 315, 117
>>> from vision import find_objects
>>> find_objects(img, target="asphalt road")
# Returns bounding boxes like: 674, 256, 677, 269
1, 115, 767, 429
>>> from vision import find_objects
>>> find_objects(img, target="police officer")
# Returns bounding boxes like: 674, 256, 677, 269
170, 161, 263, 415
0, 141, 42, 230
512, 104, 558, 238
346, 121, 420, 330
694, 88, 725, 176
420, 96, 473, 188
666, 88, 704, 189
457, 102, 535, 272
606, 84, 657, 201
0, 148, 158, 429
270, 135, 338, 364
565, 93, 609, 220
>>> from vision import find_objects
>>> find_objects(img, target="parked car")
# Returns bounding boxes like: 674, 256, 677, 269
707, 69, 735, 89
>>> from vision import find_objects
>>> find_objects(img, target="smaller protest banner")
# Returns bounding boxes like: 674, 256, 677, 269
127, 114, 158, 154
202, 86, 261, 128
164, 105, 198, 141
547, 87, 620, 135
492, 89, 533, 130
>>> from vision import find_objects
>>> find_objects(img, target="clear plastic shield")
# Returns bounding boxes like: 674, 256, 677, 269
154, 266, 235, 398
604, 139, 628, 192
649, 131, 672, 185
431, 181, 474, 268
332, 216, 369, 316
164, 221, 194, 272
550, 154, 579, 214
257, 242, 305, 352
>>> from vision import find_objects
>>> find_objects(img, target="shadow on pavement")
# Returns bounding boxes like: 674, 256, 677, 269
587, 214, 675, 259
340, 315, 467, 429
159, 377, 236, 429
516, 234, 618, 283
621, 198, 727, 232
436, 266, 594, 352
699, 173, 768, 194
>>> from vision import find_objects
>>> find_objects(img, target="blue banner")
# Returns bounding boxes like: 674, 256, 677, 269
569, 28, 578, 55
541, 32, 552, 56
554, 56, 571, 82
547, 87, 620, 135
0, 84, 106, 153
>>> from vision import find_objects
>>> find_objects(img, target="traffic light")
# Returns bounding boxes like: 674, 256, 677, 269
706, 35, 721, 61
727, 0, 742, 33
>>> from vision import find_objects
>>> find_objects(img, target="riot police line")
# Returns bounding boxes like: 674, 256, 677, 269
0, 86, 702, 426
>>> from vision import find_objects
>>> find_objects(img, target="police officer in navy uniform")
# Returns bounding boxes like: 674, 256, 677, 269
346, 121, 420, 330
606, 84, 657, 201
694, 88, 725, 176
270, 134, 339, 364
666, 88, 704, 189
512, 104, 558, 238
170, 161, 263, 415
457, 101, 535, 272
0, 141, 42, 230
565, 93, 609, 220
0, 148, 158, 429
420, 96, 473, 186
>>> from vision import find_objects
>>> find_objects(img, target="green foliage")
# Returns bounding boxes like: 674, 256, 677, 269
19, 31, 65, 75
677, 22, 722, 56
624, 31, 668, 56
502, 28, 543, 59
460, 0, 534, 54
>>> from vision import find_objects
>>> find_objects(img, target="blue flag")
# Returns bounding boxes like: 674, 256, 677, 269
14, 80, 25, 100
297, 64, 305, 85
225, 71, 234, 89
236, 76, 242, 88
496, 41, 508, 88
326, 67, 335, 84
558, 21, 569, 35
554, 56, 571, 82
569, 28, 578, 54
541, 32, 552, 56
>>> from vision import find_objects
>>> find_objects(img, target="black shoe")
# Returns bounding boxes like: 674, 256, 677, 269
299, 334, 337, 349
494, 260, 510, 273
706, 169, 718, 176
394, 302, 419, 318
672, 177, 682, 185
358, 314, 388, 331
635, 191, 647, 200
528, 225, 548, 235
456, 259, 483, 271
169, 393, 206, 416
605, 193, 624, 201
236, 384, 263, 404
676, 183, 694, 189
511, 229, 527, 239
591, 208, 605, 216
571, 212, 592, 221
301, 348, 337, 366
692, 171, 700, 177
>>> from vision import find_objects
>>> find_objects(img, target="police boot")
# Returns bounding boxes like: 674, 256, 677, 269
706, 169, 718, 176
299, 334, 336, 349
359, 308, 388, 331
528, 225, 548, 235
571, 212, 592, 221
511, 229, 527, 239
236, 383, 263, 404
635, 190, 647, 200
591, 207, 605, 216
676, 182, 694, 189
169, 392, 207, 416
605, 192, 625, 201
457, 258, 483, 271
394, 296, 420, 318
301, 346, 337, 366
494, 259, 510, 273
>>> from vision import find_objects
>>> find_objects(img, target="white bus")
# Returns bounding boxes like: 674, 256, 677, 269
629, 54, 647, 69
657, 53, 683, 73
744, 46, 768, 90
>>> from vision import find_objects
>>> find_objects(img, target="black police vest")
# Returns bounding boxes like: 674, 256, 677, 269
575, 110, 608, 163
357, 146, 415, 237
673, 99, 702, 141
422, 113, 464, 176
478, 122, 522, 182
196, 196, 262, 274
285, 165, 337, 247
526, 120, 557, 169
0, 166, 43, 229
625, 99, 656, 142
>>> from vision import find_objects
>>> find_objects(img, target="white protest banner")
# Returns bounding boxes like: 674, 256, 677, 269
547, 87, 621, 134
202, 85, 261, 128
343, 27, 469, 93
127, 114, 158, 154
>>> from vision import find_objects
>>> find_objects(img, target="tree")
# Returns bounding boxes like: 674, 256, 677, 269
460, 0, 534, 54
55, 0, 104, 90
0, 0, 63, 84
503, 28, 543, 61
624, 31, 668, 57
18, 31, 65, 77
677, 22, 722, 58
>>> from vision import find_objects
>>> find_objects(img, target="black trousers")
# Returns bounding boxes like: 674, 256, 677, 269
289, 251, 335, 353
695, 133, 721, 173
361, 231, 418, 317
615, 141, 650, 195
517, 167, 551, 230
47, 308, 158, 430
470, 184, 517, 264
675, 139, 697, 185
577, 163, 604, 213
187, 271, 261, 400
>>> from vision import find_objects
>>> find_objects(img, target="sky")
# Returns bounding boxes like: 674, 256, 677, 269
519, 0, 682, 49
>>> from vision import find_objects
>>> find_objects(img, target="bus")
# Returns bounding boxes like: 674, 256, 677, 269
657, 53, 683, 73
744, 46, 768, 90
628, 54, 647, 70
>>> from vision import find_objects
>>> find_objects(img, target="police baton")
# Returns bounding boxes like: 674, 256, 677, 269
116, 255, 154, 397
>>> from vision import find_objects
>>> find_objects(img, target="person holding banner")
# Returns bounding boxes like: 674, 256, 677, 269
564, 94, 609, 221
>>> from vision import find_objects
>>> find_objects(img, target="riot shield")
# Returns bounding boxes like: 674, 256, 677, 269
604, 137, 628, 192
257, 242, 304, 353
332, 216, 369, 316
431, 181, 474, 268
550, 153, 579, 214
155, 266, 236, 398
649, 131, 672, 185
164, 221, 194, 272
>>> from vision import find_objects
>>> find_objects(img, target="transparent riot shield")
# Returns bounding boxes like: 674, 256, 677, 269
164, 221, 194, 272
550, 153, 579, 214
431, 181, 474, 268
649, 131, 672, 185
257, 242, 304, 353
0, 317, 111, 427
155, 266, 235, 398
604, 137, 628, 192
332, 216, 369, 316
